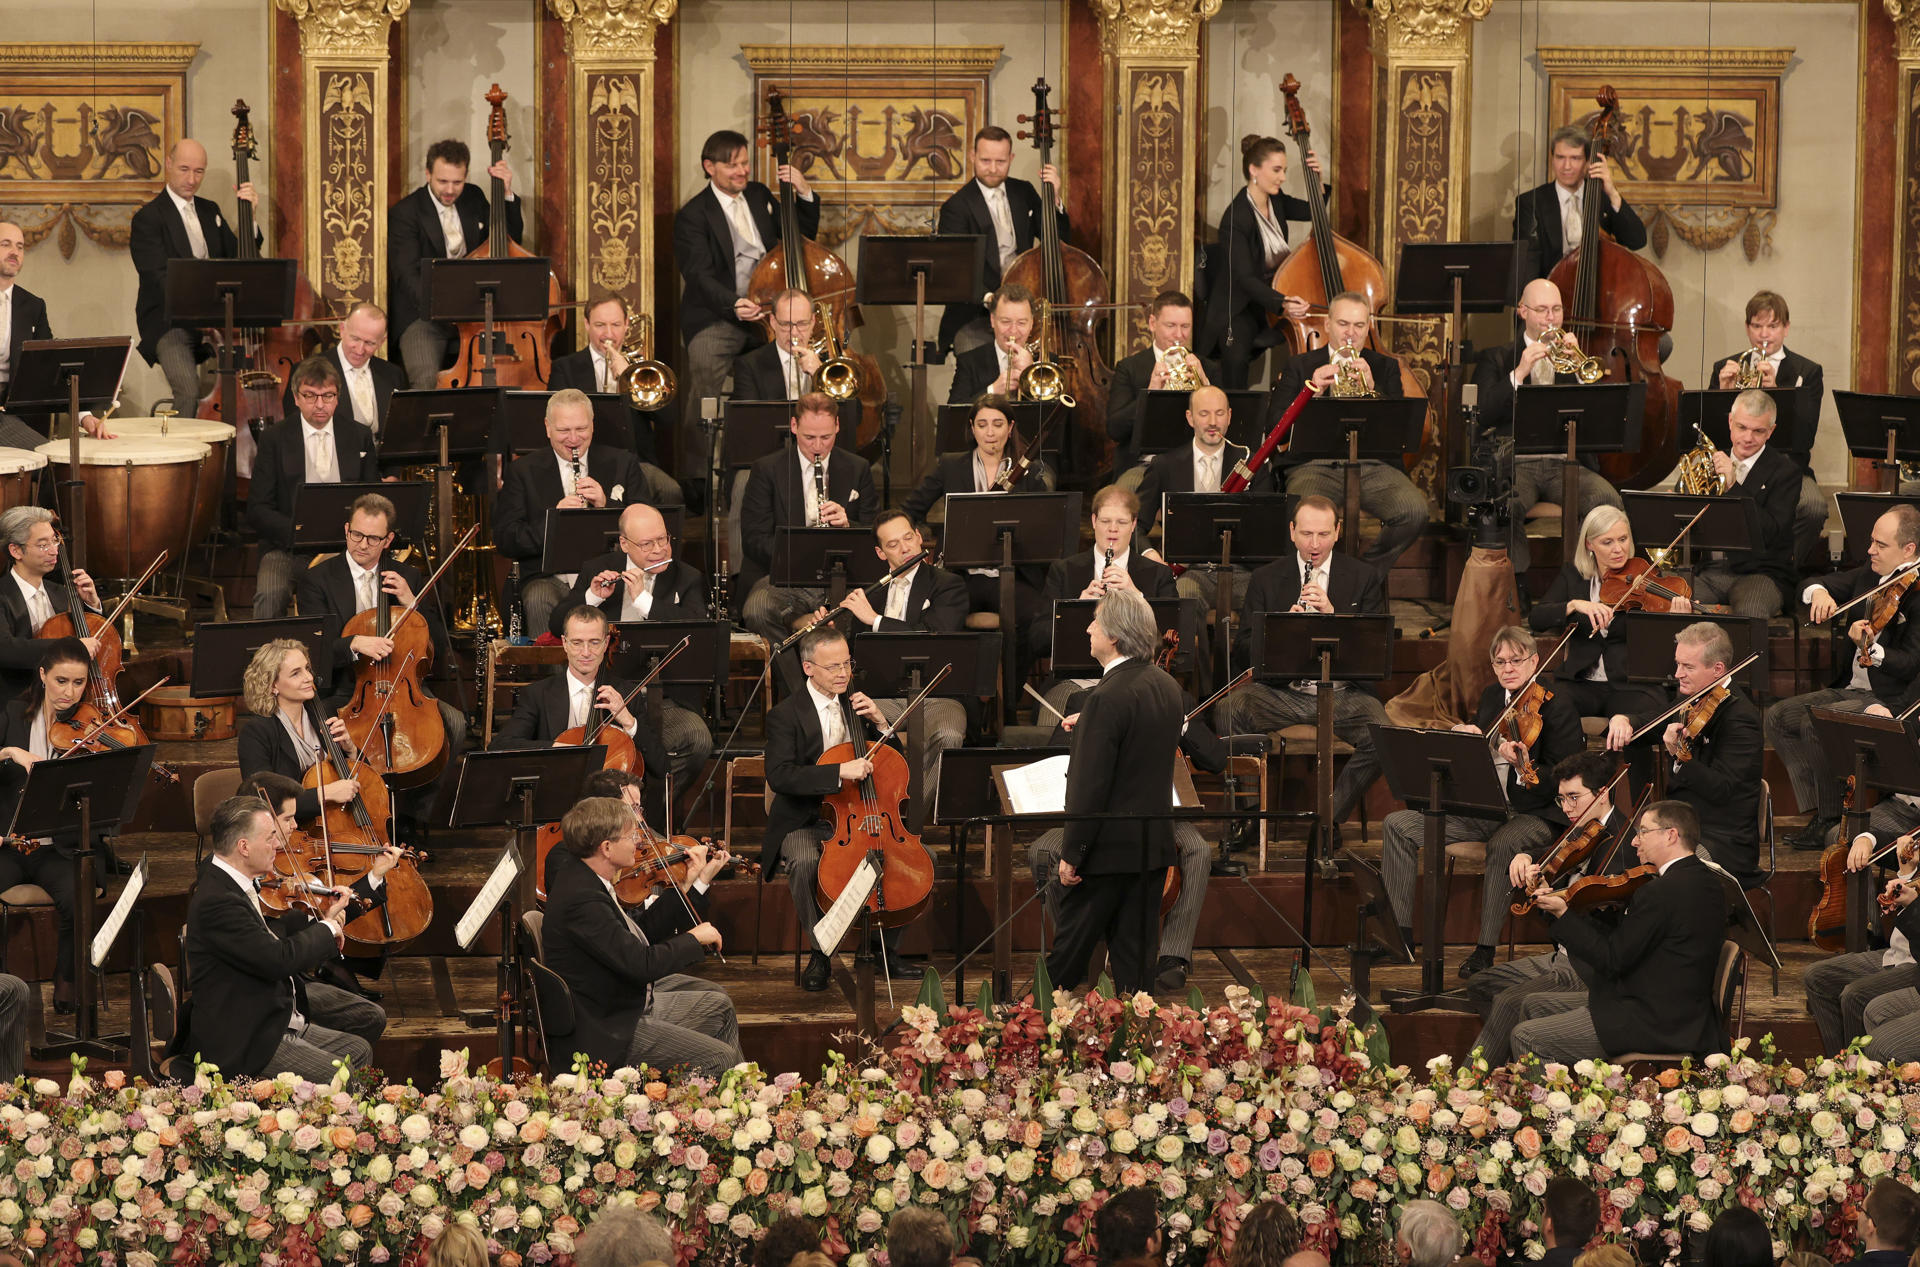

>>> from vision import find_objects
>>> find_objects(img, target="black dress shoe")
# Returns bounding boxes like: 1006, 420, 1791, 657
801, 952, 831, 992
99, 846, 134, 877
1153, 956, 1189, 993
1210, 856, 1247, 878
1790, 816, 1842, 852
1457, 945, 1496, 980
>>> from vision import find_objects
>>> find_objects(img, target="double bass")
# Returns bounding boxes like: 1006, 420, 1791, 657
1001, 79, 1113, 474
748, 91, 885, 449
437, 84, 564, 390
1548, 86, 1682, 490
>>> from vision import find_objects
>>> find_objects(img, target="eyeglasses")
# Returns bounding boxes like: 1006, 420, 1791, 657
345, 528, 391, 547
809, 658, 855, 674
296, 389, 339, 403
1555, 792, 1591, 806
621, 534, 671, 552
1631, 824, 1674, 839
1491, 656, 1536, 669
28, 533, 62, 549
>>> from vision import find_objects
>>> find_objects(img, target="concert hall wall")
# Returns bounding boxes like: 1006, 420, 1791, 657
404, 0, 541, 189
1468, 2, 1862, 492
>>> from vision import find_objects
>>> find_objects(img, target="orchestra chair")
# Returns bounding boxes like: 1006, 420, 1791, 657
1436, 838, 1519, 965
1745, 779, 1779, 996
1610, 938, 1746, 1073
193, 768, 244, 864
0, 880, 52, 1042
1271, 724, 1365, 843
482, 640, 566, 747
149, 961, 198, 1082
520, 909, 575, 1079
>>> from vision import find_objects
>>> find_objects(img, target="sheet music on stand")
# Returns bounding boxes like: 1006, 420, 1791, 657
993, 752, 1198, 814
811, 857, 879, 956
91, 856, 148, 969
456, 845, 523, 950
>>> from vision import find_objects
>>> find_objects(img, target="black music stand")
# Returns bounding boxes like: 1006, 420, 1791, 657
856, 235, 985, 484
1621, 491, 1762, 570
944, 491, 1081, 720
1287, 397, 1428, 555
1222, 389, 1271, 450
1161, 493, 1291, 690
1049, 597, 1196, 678
1337, 852, 1415, 1022
935, 401, 1052, 458
424, 257, 552, 390
293, 481, 434, 551
6, 338, 132, 564
1836, 492, 1920, 565
723, 402, 857, 461
1513, 383, 1642, 560
1683, 387, 1812, 459
772, 526, 886, 607
446, 746, 606, 1052
853, 630, 1001, 833
1623, 611, 1768, 695
21, 743, 153, 1061
1837, 391, 1920, 494
608, 618, 728, 756
933, 746, 1059, 1003
1395, 241, 1520, 487
383, 386, 497, 568
541, 508, 623, 573
1808, 708, 1920, 953
189, 616, 332, 696
1253, 613, 1395, 916
1369, 724, 1507, 1010
1137, 392, 1204, 459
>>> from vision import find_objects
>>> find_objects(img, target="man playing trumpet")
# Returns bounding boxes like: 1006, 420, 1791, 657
548, 294, 663, 465
948, 285, 1038, 404
1710, 291, 1826, 567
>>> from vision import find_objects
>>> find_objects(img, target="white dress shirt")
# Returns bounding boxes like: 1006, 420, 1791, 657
1558, 185, 1583, 254
808, 681, 846, 749
11, 568, 53, 633
590, 347, 614, 394
980, 179, 1017, 272
566, 672, 638, 736
436, 199, 466, 260
170, 189, 210, 259
880, 565, 916, 626
1193, 441, 1224, 494
1250, 198, 1289, 269
777, 345, 809, 400
1513, 332, 1555, 387
347, 555, 380, 620
0, 285, 11, 386
302, 419, 338, 483
713, 184, 766, 296
339, 349, 379, 432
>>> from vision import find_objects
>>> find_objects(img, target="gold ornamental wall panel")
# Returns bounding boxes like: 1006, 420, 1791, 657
1111, 64, 1194, 349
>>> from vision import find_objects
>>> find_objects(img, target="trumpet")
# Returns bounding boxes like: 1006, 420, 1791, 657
1159, 344, 1201, 391
1328, 340, 1374, 398
616, 306, 677, 410
810, 300, 862, 401
1017, 299, 1078, 408
1733, 342, 1770, 388
1537, 325, 1605, 384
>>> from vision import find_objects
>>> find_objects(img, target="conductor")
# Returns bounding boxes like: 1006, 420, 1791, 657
1048, 589, 1186, 995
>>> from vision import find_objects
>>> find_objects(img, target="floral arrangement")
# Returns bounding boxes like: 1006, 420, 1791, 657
0, 975, 1916, 1267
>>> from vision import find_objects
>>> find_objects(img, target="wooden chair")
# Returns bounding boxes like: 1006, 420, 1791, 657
192, 768, 244, 863
1744, 779, 1779, 995
1272, 724, 1364, 844
1612, 938, 1747, 1070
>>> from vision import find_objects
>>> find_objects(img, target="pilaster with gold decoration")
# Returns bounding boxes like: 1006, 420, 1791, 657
1091, 0, 1221, 357
273, 0, 407, 315
548, 0, 676, 327
1883, 0, 1920, 397
1349, 0, 1489, 494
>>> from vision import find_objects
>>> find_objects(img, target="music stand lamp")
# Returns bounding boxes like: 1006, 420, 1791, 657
1394, 241, 1521, 484
1836, 391, 1920, 494
608, 619, 730, 810
1367, 723, 1508, 1009
856, 235, 984, 485
1286, 397, 1427, 556
851, 630, 1001, 834
933, 746, 1060, 1003
1512, 382, 1642, 560
942, 491, 1081, 722
22, 744, 154, 1061
1809, 708, 1920, 952
446, 747, 606, 1060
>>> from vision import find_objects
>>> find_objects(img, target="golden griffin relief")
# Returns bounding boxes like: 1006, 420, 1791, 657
318, 73, 376, 302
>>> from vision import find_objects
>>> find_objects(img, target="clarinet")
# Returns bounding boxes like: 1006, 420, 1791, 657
812, 456, 828, 526
1100, 548, 1114, 592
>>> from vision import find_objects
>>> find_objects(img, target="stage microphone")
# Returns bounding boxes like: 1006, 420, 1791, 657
700, 395, 720, 429
1461, 382, 1479, 417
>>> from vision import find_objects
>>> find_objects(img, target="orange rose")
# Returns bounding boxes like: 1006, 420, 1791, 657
1025, 1121, 1044, 1149
500, 1254, 522, 1267
70, 1158, 94, 1187
22, 1224, 44, 1249
349, 1205, 373, 1227
246, 1215, 273, 1240
853, 1115, 879, 1138
1461, 1105, 1489, 1135
1407, 1101, 1432, 1127
1427, 1165, 1453, 1193
157, 1127, 180, 1148
103, 1070, 125, 1090
1104, 1108, 1131, 1131
1225, 1152, 1252, 1180
1308, 1150, 1335, 1178
1121, 1164, 1147, 1188
251, 1080, 276, 1101
646, 1082, 668, 1102
635, 1190, 662, 1212
1663, 1126, 1693, 1153
519, 1121, 547, 1144
1515, 1127, 1542, 1159
466, 1161, 491, 1189
383, 1085, 407, 1104
1657, 1069, 1681, 1089
331, 1126, 357, 1150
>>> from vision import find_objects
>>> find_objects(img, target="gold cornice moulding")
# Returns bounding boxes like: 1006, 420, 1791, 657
549, 0, 678, 58
272, 0, 411, 56
741, 44, 1001, 76
0, 43, 199, 69
1537, 46, 1795, 74
1089, 0, 1223, 59
1350, 0, 1491, 58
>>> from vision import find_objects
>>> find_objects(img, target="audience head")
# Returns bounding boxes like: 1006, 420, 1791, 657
1396, 1200, 1464, 1267
421, 1221, 489, 1267
1702, 1203, 1774, 1267
1862, 1178, 1920, 1253
1228, 1199, 1303, 1267
574, 1204, 674, 1267
1543, 1176, 1600, 1249
1094, 1186, 1161, 1265
753, 1214, 823, 1267
1572, 1247, 1634, 1267
886, 1207, 957, 1267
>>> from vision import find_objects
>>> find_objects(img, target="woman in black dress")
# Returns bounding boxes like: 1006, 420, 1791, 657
237, 639, 362, 822
1197, 134, 1322, 389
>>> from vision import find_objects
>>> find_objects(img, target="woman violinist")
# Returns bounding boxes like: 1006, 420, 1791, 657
0, 638, 108, 1012
1195, 135, 1323, 390
1529, 505, 1681, 724
237, 639, 364, 822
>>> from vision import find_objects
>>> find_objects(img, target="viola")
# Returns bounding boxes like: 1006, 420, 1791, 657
1594, 557, 1730, 616
1555, 863, 1657, 913
613, 831, 761, 907
1548, 86, 1682, 491
1855, 569, 1920, 667
1001, 79, 1114, 473
437, 85, 564, 390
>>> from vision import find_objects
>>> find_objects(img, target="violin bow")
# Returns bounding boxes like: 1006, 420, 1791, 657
1599, 505, 1710, 624
1522, 765, 1632, 895
1484, 626, 1578, 737
52, 674, 171, 757
1622, 652, 1760, 747
1585, 781, 1657, 880
1188, 667, 1253, 724
1820, 559, 1920, 622
584, 634, 692, 747
94, 551, 171, 633
861, 664, 954, 758
623, 799, 726, 964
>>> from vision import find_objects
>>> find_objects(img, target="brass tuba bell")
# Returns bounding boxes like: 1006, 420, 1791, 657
618, 306, 677, 410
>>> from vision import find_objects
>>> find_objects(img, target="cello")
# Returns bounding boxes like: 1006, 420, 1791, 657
1548, 86, 1681, 490
38, 546, 171, 736
748, 91, 885, 449
333, 525, 478, 790
1001, 79, 1113, 474
436, 84, 564, 390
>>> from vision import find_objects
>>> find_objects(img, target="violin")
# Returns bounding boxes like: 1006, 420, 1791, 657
1555, 863, 1657, 914
1511, 771, 1635, 916
37, 547, 170, 736
335, 526, 476, 789
1672, 684, 1730, 762
48, 676, 179, 785
1495, 682, 1550, 788
1549, 87, 1683, 491
1854, 568, 1920, 667
811, 671, 948, 927
1596, 557, 1696, 614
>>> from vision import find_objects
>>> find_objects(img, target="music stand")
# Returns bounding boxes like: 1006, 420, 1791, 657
1694, 850, 1783, 981
1623, 611, 1768, 695
1137, 391, 1205, 459
6, 337, 134, 570
20, 743, 154, 1061
446, 746, 607, 1053
1836, 493, 1920, 565
293, 481, 434, 551
1837, 391, 1920, 494
189, 616, 332, 696
943, 491, 1081, 718
1621, 491, 1761, 569
1050, 597, 1196, 678
853, 631, 1001, 833
1682, 387, 1812, 458
856, 235, 985, 484
933, 746, 1058, 1002
1513, 383, 1643, 560
424, 256, 552, 390
1368, 724, 1508, 1008
1395, 241, 1520, 485
1161, 493, 1292, 684
772, 527, 886, 606
607, 618, 728, 748
1337, 852, 1415, 1022
1223, 390, 1271, 450
1809, 708, 1920, 952
1287, 397, 1428, 555
540, 508, 623, 573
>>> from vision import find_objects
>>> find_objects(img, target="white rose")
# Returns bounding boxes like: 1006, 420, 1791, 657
1691, 1112, 1719, 1137
1619, 1123, 1646, 1149
459, 1125, 488, 1151
401, 1114, 432, 1143
865, 1136, 893, 1164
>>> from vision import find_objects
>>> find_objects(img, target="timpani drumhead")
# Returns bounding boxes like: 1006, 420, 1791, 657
106, 416, 237, 445
0, 448, 49, 476
35, 437, 212, 466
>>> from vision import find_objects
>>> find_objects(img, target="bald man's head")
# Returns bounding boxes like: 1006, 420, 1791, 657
1187, 384, 1232, 451
1516, 278, 1565, 338
619, 502, 674, 572
165, 140, 209, 200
